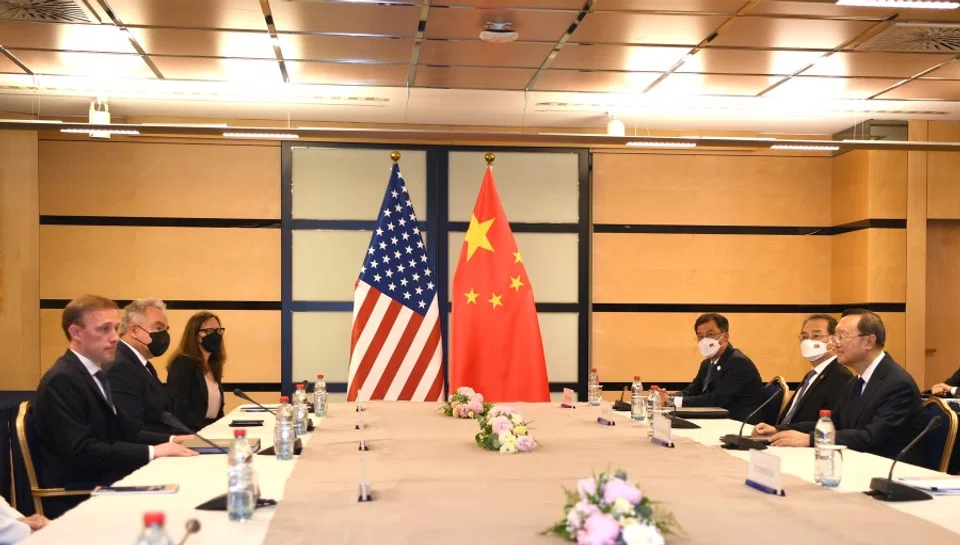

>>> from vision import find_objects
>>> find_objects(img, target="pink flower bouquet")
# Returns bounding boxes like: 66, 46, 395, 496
546, 470, 679, 545
442, 386, 491, 419
475, 406, 537, 454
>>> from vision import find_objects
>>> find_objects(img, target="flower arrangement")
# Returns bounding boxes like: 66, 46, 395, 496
442, 386, 491, 419
545, 470, 679, 545
475, 405, 537, 454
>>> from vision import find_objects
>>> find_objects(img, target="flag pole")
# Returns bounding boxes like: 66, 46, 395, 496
390, 150, 401, 163
485, 152, 495, 165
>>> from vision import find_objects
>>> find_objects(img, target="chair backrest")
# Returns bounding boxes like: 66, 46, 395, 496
14, 401, 45, 515
919, 397, 958, 473
762, 377, 789, 425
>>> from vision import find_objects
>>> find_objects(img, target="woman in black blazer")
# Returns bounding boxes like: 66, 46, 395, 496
166, 311, 227, 431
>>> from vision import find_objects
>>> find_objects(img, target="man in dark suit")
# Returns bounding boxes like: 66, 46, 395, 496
768, 309, 923, 461
33, 295, 197, 518
753, 314, 853, 434
104, 298, 174, 434
665, 313, 765, 423
931, 368, 960, 397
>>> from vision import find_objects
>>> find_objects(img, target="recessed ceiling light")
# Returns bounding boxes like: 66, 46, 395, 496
837, 0, 959, 9
625, 141, 697, 148
770, 144, 840, 151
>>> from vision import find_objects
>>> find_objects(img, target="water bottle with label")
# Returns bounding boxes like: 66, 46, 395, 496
314, 373, 328, 417
274, 396, 296, 461
588, 368, 600, 406
135, 512, 172, 545
814, 409, 841, 487
292, 384, 309, 435
646, 386, 661, 438
630, 376, 645, 421
227, 429, 257, 522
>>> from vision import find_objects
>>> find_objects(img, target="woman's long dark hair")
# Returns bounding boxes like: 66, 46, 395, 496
167, 311, 227, 382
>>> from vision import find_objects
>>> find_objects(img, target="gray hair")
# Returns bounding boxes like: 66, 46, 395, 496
120, 298, 167, 335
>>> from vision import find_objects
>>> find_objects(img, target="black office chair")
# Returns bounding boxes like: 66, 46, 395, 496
918, 397, 958, 473
761, 377, 789, 425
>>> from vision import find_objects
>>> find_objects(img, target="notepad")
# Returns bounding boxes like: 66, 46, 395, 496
896, 478, 960, 495
92, 484, 179, 495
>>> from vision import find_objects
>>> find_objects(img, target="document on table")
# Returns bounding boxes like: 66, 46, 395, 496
897, 478, 960, 495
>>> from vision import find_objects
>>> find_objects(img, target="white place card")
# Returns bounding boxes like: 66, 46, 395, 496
561, 388, 576, 408
746, 449, 784, 496
597, 401, 615, 426
651, 409, 673, 447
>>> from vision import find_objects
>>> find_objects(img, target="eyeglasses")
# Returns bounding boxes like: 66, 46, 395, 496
798, 334, 829, 342
197, 327, 226, 336
829, 333, 869, 345
695, 332, 724, 342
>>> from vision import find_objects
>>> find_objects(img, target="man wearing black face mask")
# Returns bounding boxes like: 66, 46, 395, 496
104, 298, 175, 433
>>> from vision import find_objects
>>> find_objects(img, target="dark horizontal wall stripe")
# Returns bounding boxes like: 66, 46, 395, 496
40, 299, 281, 311
601, 381, 805, 392
593, 218, 907, 236
40, 216, 280, 228
448, 222, 579, 234
291, 219, 429, 231
223, 382, 283, 393
593, 303, 906, 313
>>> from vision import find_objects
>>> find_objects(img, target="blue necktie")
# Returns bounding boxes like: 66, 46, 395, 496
781, 369, 817, 425
94, 370, 115, 409
849, 377, 866, 414
702, 363, 717, 393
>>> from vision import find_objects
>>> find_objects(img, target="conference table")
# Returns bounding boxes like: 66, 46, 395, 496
21, 402, 960, 544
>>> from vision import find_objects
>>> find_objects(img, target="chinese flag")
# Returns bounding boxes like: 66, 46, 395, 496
450, 166, 550, 402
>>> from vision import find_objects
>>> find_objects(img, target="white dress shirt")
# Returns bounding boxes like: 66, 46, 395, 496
70, 349, 155, 461
0, 495, 30, 544
120, 340, 149, 368
782, 356, 837, 417
858, 351, 886, 392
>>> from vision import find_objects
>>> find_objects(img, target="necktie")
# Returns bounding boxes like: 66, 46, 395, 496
93, 370, 115, 409
145, 361, 159, 382
849, 376, 866, 414
780, 369, 817, 425
702, 363, 717, 393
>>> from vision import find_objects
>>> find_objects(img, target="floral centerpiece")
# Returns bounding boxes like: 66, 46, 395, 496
475, 405, 537, 454
546, 470, 679, 545
442, 386, 491, 419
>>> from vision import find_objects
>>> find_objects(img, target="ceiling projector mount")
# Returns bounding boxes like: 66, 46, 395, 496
479, 21, 518, 43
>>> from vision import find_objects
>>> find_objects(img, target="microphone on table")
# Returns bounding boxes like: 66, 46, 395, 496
176, 519, 201, 545
162, 412, 228, 454
233, 389, 277, 415
866, 415, 941, 502
720, 388, 783, 451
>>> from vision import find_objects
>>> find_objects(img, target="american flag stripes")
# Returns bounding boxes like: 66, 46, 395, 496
347, 163, 444, 402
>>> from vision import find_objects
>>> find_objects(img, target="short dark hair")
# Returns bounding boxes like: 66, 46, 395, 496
694, 313, 729, 333
61, 295, 118, 341
841, 308, 886, 348
802, 313, 838, 335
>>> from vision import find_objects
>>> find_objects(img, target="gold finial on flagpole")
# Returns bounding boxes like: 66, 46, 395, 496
390, 151, 401, 163
484, 152, 495, 165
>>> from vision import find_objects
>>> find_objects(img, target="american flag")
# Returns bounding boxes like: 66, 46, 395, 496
347, 164, 444, 402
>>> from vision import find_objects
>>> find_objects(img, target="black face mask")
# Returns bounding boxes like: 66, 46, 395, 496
146, 330, 171, 357
200, 331, 223, 354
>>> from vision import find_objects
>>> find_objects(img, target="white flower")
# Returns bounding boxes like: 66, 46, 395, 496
612, 497, 633, 517
499, 443, 518, 454
622, 523, 665, 545
457, 386, 475, 395
510, 414, 523, 425
498, 432, 517, 446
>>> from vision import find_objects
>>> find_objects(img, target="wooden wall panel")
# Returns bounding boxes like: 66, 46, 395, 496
594, 233, 831, 304
925, 221, 960, 388
40, 309, 280, 383
39, 140, 281, 219
868, 228, 907, 303
593, 153, 832, 227
831, 230, 869, 304
39, 225, 280, 301
0, 131, 40, 390
832, 151, 870, 226
868, 151, 908, 219
927, 122, 960, 220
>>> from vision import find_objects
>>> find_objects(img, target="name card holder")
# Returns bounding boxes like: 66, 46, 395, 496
357, 481, 374, 502
596, 402, 616, 426
746, 450, 785, 496
561, 388, 576, 409
651, 409, 674, 448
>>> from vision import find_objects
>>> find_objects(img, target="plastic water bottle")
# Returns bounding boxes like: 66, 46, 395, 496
293, 384, 309, 435
630, 376, 645, 421
135, 512, 172, 545
227, 429, 257, 522
274, 396, 296, 461
814, 409, 841, 487
314, 374, 328, 417
646, 386, 661, 438
588, 368, 600, 406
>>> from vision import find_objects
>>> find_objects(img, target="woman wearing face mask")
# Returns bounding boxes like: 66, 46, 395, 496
166, 311, 227, 431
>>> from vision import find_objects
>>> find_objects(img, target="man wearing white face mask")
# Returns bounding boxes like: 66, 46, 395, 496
667, 313, 765, 423
753, 314, 853, 436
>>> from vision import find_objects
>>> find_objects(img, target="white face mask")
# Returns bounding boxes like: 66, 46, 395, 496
698, 336, 722, 359
800, 339, 828, 362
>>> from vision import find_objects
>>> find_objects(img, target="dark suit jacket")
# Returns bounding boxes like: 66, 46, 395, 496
679, 343, 765, 423
945, 368, 960, 388
33, 350, 169, 510
166, 355, 224, 432
785, 353, 923, 462
777, 358, 854, 426
103, 341, 172, 434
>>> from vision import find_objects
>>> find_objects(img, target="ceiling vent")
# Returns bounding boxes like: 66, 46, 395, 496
0, 0, 91, 23
856, 22, 960, 52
